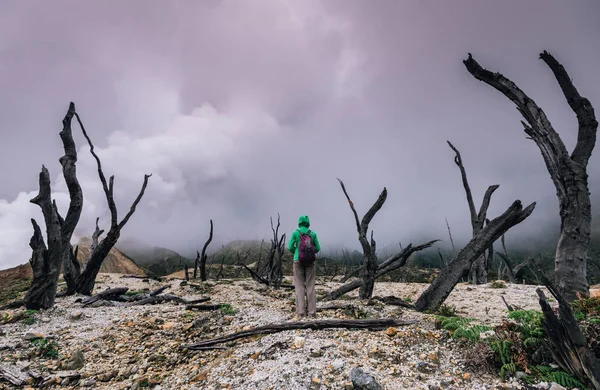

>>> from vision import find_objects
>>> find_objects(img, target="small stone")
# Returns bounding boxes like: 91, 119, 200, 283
40, 317, 51, 323
161, 322, 175, 330
384, 327, 397, 337
63, 349, 85, 370
70, 312, 83, 321
416, 361, 438, 374
250, 351, 260, 359
548, 383, 567, 390
24, 333, 44, 341
332, 359, 345, 371
462, 372, 472, 381
293, 336, 306, 349
350, 367, 383, 390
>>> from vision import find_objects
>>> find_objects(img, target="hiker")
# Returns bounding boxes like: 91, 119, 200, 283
287, 215, 321, 319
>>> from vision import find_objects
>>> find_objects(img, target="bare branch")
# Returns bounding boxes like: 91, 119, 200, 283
118, 173, 152, 229
477, 185, 500, 223
539, 51, 598, 166
337, 178, 361, 233
447, 141, 478, 226
445, 218, 456, 253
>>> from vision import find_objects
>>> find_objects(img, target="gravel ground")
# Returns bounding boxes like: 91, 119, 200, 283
0, 274, 555, 390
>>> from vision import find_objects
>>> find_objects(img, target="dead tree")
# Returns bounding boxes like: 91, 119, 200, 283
415, 200, 535, 312
494, 234, 528, 283
194, 219, 214, 281
24, 103, 83, 309
266, 214, 286, 289
464, 51, 597, 302
324, 240, 438, 301
447, 141, 499, 285
337, 178, 387, 299
71, 113, 151, 295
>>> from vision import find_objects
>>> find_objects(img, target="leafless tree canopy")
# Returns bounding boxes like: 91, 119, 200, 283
447, 140, 499, 285
69, 112, 151, 296
337, 178, 387, 299
464, 51, 597, 302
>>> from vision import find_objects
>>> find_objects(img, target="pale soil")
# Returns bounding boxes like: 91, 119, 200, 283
0, 274, 555, 390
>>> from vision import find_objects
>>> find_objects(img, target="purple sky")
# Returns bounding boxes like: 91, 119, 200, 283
0, 0, 599, 269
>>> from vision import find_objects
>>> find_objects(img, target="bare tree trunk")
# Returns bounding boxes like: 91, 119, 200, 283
464, 51, 597, 302
196, 219, 214, 281
25, 103, 83, 309
73, 113, 151, 295
528, 261, 600, 389
193, 251, 200, 279
337, 178, 387, 300
495, 251, 516, 283
415, 200, 535, 312
447, 141, 499, 285
58, 103, 84, 294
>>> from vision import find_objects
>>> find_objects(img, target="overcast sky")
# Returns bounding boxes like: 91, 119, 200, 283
1, 0, 599, 269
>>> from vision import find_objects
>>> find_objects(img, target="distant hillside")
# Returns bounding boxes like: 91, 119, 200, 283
0, 239, 145, 305
116, 239, 194, 277
75, 237, 146, 275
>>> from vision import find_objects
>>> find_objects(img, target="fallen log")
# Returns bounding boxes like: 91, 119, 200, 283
127, 294, 187, 306
81, 287, 129, 306
371, 296, 414, 309
181, 318, 418, 349
316, 304, 356, 311
186, 304, 226, 311
0, 300, 25, 311
0, 364, 42, 386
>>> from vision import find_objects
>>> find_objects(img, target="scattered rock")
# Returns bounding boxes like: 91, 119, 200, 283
350, 367, 383, 390
69, 312, 83, 321
23, 333, 44, 341
548, 383, 567, 390
63, 349, 85, 370
293, 336, 306, 349
332, 359, 345, 371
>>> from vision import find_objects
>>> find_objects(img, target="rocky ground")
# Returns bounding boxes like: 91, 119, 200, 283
0, 274, 562, 390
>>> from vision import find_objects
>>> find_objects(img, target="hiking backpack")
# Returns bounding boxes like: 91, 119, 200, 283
297, 229, 316, 265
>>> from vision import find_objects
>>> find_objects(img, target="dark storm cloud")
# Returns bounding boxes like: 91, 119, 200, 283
0, 0, 598, 268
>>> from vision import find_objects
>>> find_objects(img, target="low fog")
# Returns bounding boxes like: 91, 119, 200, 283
1, 0, 599, 269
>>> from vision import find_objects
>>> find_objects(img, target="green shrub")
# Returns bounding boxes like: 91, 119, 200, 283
220, 304, 237, 315
436, 303, 457, 317
490, 280, 507, 289
30, 338, 59, 359
23, 309, 38, 325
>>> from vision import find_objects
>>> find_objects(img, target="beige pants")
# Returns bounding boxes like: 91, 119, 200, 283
293, 261, 316, 316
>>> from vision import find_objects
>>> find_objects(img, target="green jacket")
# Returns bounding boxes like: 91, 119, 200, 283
287, 215, 321, 261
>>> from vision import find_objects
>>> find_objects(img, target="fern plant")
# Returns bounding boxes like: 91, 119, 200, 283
530, 365, 585, 389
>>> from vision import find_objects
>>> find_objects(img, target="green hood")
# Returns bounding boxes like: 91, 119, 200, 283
298, 215, 310, 228
288, 214, 320, 261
